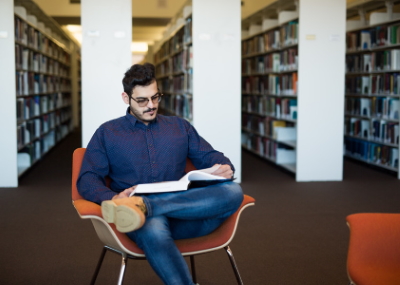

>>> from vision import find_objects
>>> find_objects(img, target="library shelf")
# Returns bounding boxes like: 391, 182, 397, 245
241, 6, 298, 173
13, 3, 77, 177
154, 11, 193, 123
345, 3, 400, 175
345, 153, 398, 172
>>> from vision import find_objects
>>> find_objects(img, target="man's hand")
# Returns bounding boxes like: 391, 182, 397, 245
211, 164, 233, 179
112, 186, 137, 200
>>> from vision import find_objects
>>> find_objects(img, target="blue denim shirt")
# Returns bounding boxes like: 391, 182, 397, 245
77, 108, 234, 204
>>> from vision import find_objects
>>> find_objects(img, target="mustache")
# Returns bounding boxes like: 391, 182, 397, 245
144, 108, 157, 114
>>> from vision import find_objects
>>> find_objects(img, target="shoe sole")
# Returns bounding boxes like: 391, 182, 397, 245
101, 201, 143, 233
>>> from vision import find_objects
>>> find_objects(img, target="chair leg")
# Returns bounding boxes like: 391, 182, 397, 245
117, 254, 128, 285
190, 255, 197, 284
91, 247, 108, 285
224, 246, 244, 285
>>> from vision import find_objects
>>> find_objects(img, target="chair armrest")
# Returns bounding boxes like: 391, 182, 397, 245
73, 199, 102, 218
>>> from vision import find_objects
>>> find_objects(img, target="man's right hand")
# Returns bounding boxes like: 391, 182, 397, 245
112, 186, 137, 200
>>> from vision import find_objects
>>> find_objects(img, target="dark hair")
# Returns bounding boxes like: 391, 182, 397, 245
122, 63, 156, 96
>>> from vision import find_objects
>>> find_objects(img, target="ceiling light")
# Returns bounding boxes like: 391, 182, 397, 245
131, 42, 148, 53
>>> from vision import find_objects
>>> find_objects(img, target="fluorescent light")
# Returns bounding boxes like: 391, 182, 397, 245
64, 25, 82, 44
131, 42, 148, 53
65, 25, 82, 33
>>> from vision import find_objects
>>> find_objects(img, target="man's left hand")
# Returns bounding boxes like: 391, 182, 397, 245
211, 164, 233, 179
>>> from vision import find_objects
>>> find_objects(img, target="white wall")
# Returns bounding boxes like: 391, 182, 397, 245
0, 0, 18, 187
296, 0, 346, 181
193, 0, 242, 181
81, 0, 132, 146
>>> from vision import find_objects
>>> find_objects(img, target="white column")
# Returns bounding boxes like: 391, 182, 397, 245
296, 0, 346, 181
192, 0, 242, 181
81, 0, 132, 146
0, 0, 18, 187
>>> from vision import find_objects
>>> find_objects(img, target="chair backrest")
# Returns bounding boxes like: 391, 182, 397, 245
72, 148, 198, 201
346, 213, 400, 285
72, 148, 86, 201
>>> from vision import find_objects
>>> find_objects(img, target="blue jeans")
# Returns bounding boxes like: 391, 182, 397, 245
126, 181, 243, 285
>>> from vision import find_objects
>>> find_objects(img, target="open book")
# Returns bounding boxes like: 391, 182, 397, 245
130, 164, 232, 194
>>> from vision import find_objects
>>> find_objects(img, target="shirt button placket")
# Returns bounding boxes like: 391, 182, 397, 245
146, 128, 157, 181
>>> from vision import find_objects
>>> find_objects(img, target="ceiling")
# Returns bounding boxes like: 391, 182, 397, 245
30, 0, 399, 48
31, 0, 284, 46
32, 0, 187, 45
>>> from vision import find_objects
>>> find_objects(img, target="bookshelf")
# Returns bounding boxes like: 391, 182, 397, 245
241, 2, 299, 174
241, 0, 346, 181
345, 0, 400, 178
154, 6, 193, 122
0, 0, 79, 187
152, 0, 242, 181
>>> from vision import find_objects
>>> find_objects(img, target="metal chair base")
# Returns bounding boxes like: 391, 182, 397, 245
91, 245, 245, 285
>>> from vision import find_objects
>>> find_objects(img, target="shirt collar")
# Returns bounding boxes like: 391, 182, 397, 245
125, 107, 158, 128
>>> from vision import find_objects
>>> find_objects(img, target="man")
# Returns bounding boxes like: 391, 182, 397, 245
77, 63, 243, 285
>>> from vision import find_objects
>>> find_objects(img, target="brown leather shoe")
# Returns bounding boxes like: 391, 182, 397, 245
101, 196, 146, 233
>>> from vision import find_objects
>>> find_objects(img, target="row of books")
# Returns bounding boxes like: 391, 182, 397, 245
19, 131, 55, 163
242, 95, 297, 120
347, 50, 400, 73
154, 17, 192, 64
170, 26, 185, 54
172, 47, 193, 73
242, 114, 296, 139
242, 132, 296, 164
280, 21, 299, 47
242, 29, 280, 56
17, 110, 72, 150
346, 74, 400, 95
241, 21, 299, 56
345, 97, 399, 119
157, 73, 192, 94
345, 118, 399, 145
242, 49, 298, 74
18, 123, 72, 164
156, 46, 193, 76
15, 17, 70, 65
156, 60, 171, 77
242, 73, 298, 96
15, 45, 70, 76
347, 23, 400, 51
345, 137, 399, 169
159, 93, 192, 121
184, 17, 192, 44
16, 71, 71, 96
17, 93, 72, 121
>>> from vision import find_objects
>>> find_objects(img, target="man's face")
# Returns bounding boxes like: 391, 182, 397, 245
122, 81, 160, 125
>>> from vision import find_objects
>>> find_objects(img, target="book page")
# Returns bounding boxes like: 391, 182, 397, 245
133, 180, 188, 194
130, 164, 226, 195
179, 164, 225, 182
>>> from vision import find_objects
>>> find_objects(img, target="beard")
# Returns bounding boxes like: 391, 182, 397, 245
130, 106, 158, 124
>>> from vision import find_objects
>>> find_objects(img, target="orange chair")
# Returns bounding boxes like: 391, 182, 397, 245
346, 213, 400, 285
72, 148, 255, 285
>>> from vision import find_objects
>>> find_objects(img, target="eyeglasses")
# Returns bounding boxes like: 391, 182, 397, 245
130, 93, 163, 107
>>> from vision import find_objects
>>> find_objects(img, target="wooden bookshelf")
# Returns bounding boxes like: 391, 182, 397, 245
344, 1, 400, 176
